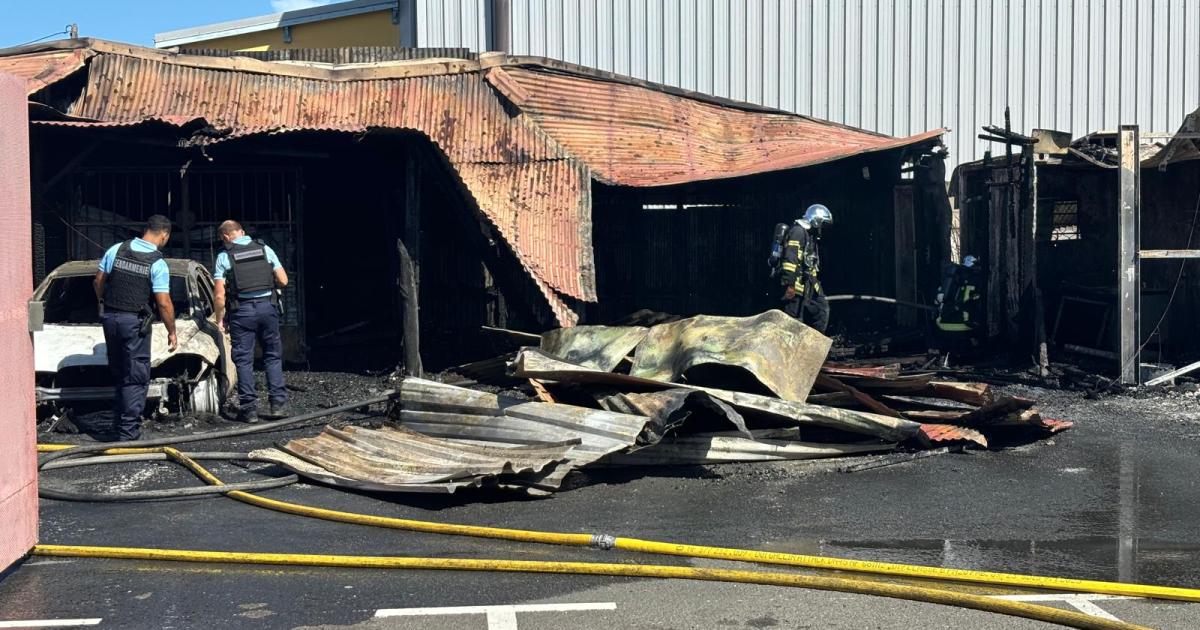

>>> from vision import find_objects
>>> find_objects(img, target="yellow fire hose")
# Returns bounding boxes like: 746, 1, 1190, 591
35, 444, 1200, 627
32, 544, 1147, 630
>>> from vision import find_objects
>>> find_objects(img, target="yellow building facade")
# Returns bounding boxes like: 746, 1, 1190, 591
156, 0, 404, 52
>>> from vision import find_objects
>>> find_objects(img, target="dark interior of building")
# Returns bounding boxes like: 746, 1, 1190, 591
958, 157, 1200, 364
592, 148, 949, 336
30, 126, 547, 372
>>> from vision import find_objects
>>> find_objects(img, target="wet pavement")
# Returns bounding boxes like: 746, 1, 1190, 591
4, 374, 1200, 628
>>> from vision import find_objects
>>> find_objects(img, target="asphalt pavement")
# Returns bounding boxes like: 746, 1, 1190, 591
4, 375, 1200, 629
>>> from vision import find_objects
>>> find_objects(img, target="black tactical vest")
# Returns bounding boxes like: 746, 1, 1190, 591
103, 241, 163, 313
225, 240, 275, 299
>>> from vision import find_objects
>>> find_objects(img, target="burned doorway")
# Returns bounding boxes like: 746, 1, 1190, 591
295, 132, 547, 371
591, 152, 919, 333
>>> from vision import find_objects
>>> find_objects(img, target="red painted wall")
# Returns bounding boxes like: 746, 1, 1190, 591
0, 71, 36, 572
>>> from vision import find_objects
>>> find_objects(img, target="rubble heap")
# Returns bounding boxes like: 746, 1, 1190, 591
253, 311, 1070, 494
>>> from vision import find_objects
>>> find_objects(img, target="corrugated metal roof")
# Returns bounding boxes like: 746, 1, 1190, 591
0, 48, 91, 95
31, 115, 208, 129
54, 47, 593, 316
504, 66, 945, 187
5, 40, 947, 323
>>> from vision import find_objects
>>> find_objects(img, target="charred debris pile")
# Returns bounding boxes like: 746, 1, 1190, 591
253, 310, 1071, 495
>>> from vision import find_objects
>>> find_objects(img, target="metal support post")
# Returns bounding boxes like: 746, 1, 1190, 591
1118, 125, 1141, 385
486, 0, 511, 52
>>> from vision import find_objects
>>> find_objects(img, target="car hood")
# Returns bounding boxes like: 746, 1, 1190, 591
34, 319, 220, 373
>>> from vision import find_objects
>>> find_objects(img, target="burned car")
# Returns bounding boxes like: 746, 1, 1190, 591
30, 259, 235, 418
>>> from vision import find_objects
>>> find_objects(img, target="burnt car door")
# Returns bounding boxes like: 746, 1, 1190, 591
192, 265, 237, 398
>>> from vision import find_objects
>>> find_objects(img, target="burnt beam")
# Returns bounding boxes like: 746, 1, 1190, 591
1117, 125, 1140, 385
397, 238, 423, 377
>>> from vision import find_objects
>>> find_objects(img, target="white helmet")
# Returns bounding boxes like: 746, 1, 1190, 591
963, 255, 978, 268
802, 204, 833, 228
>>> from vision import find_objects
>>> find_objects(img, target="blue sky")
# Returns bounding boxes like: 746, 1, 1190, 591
1, 1, 336, 48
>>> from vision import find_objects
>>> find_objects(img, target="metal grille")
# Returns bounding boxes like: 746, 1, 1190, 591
68, 167, 304, 328
1050, 200, 1081, 241
180, 46, 476, 63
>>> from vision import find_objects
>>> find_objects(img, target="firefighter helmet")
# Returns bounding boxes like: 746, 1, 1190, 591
803, 204, 833, 228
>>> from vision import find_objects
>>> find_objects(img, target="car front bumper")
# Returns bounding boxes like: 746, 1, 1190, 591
36, 381, 169, 403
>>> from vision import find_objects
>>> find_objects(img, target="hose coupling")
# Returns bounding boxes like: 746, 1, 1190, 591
589, 534, 616, 550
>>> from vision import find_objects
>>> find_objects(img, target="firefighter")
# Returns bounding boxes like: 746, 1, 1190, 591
780, 204, 833, 332
934, 254, 983, 358
93, 215, 178, 441
212, 220, 290, 423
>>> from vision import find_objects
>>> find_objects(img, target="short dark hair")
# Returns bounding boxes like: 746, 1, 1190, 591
218, 220, 244, 236
145, 215, 172, 234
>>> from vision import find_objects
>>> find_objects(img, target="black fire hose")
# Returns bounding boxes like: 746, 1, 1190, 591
38, 451, 299, 502
38, 392, 395, 468
825, 294, 937, 312
37, 393, 394, 501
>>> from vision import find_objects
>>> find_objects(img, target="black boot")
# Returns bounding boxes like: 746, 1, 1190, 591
262, 402, 294, 420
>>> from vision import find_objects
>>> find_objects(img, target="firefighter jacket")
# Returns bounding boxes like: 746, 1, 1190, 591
780, 223, 821, 294
935, 263, 981, 332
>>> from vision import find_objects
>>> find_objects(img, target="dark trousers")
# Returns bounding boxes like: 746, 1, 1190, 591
783, 287, 830, 333
229, 299, 286, 411
101, 311, 151, 440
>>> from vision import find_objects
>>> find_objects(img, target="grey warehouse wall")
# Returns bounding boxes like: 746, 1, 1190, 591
416, 0, 1200, 172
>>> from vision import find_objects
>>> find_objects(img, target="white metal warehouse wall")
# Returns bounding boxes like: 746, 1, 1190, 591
417, 0, 1200, 171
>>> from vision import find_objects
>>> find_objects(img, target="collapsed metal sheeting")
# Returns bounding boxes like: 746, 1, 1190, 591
390, 378, 659, 489
258, 424, 578, 494
630, 310, 831, 403
919, 424, 989, 448
595, 389, 752, 439
539, 325, 647, 371
510, 348, 922, 443
605, 429, 896, 466
256, 378, 660, 494
251, 448, 493, 494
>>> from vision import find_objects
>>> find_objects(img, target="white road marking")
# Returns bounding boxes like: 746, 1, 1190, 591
376, 602, 616, 630
1066, 599, 1123, 622
0, 620, 102, 628
989, 593, 1138, 622
990, 594, 1137, 602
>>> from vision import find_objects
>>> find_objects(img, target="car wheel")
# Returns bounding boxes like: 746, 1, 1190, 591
188, 369, 222, 416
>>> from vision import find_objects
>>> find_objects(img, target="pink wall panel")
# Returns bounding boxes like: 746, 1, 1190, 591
0, 71, 36, 572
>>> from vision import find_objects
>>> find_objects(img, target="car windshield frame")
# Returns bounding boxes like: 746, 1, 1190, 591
38, 268, 197, 324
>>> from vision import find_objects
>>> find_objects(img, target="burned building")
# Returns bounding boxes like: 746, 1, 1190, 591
953, 110, 1200, 373
2, 39, 946, 368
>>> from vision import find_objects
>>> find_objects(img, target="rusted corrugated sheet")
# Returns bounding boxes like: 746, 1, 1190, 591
454, 159, 595, 305
73, 54, 562, 164
275, 423, 578, 493
505, 66, 945, 187
393, 378, 653, 466
31, 115, 207, 129
6, 41, 948, 324
253, 377, 659, 494
919, 423, 988, 448
0, 49, 90, 95
60, 50, 593, 318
